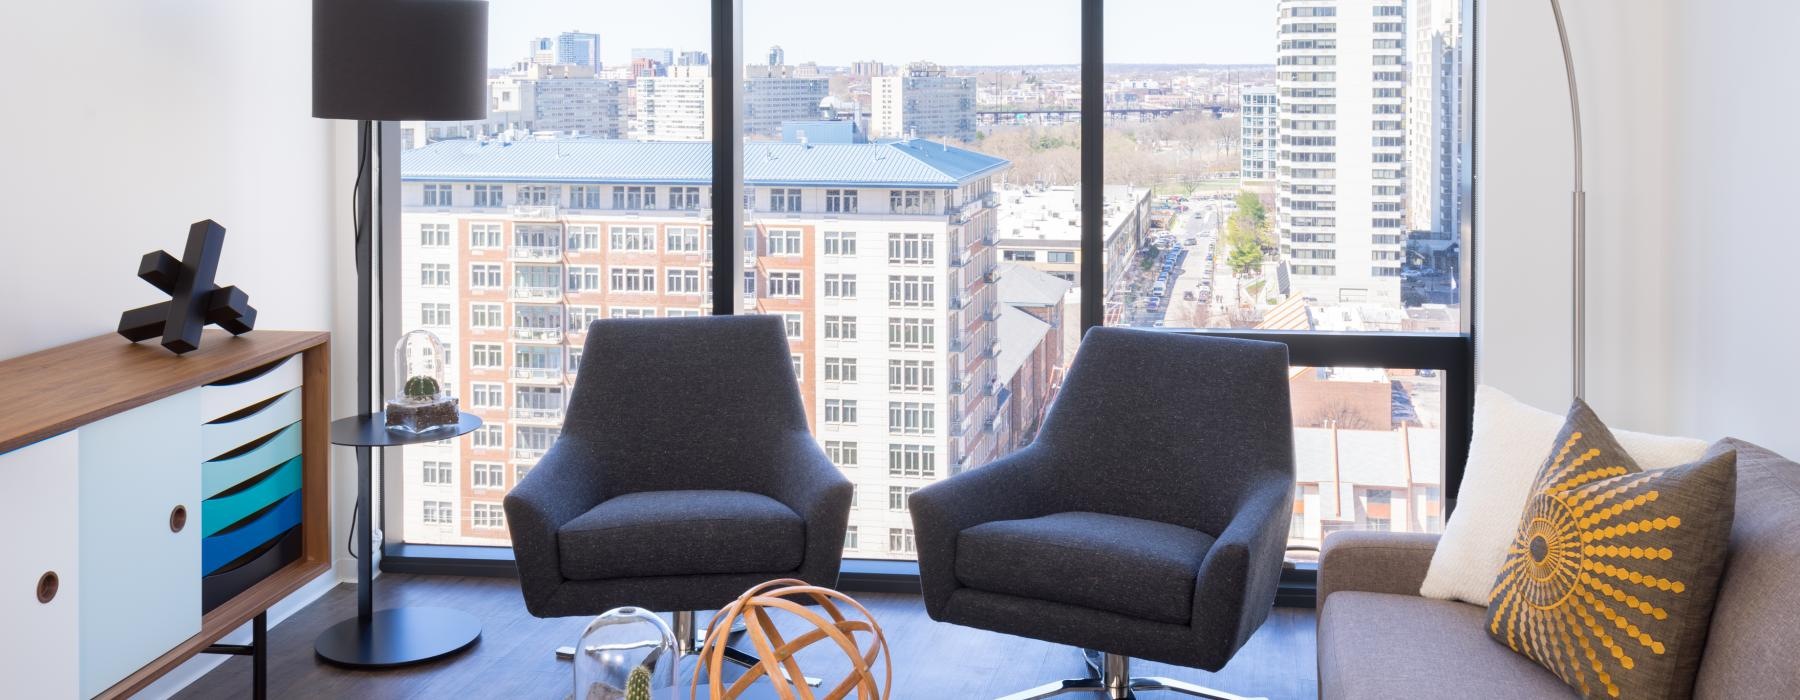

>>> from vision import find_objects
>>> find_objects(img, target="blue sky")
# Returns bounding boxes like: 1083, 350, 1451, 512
486, 0, 1277, 68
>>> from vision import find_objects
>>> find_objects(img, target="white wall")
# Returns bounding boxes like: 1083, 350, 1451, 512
0, 1, 365, 694
1479, 0, 1800, 457
1662, 1, 1800, 457
0, 1, 336, 357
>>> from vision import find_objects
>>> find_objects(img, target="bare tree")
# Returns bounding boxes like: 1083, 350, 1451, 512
1308, 399, 1377, 431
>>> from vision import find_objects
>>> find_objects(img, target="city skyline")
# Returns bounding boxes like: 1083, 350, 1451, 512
487, 0, 1278, 68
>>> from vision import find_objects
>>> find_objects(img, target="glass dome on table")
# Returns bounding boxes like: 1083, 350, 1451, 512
384, 329, 460, 433
574, 607, 678, 700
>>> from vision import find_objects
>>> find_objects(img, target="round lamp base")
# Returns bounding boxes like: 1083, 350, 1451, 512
314, 607, 481, 668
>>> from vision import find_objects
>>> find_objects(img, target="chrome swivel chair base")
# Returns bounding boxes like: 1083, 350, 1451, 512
674, 610, 822, 688
995, 650, 1262, 700
554, 612, 816, 686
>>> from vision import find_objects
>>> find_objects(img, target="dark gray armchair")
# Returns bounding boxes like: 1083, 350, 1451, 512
505, 315, 854, 673
910, 327, 1295, 699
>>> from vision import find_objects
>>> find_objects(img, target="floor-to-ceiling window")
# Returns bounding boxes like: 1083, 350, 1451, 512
1102, 0, 1472, 556
741, 0, 1080, 561
383, 0, 1475, 579
392, 1, 712, 548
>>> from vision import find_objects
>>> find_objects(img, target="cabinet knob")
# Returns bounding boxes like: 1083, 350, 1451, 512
36, 571, 58, 604
170, 504, 188, 533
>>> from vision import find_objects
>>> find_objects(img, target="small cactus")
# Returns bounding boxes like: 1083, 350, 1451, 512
402, 375, 439, 399
624, 665, 652, 700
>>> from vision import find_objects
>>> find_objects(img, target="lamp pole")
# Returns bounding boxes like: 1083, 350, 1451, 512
1550, 0, 1586, 401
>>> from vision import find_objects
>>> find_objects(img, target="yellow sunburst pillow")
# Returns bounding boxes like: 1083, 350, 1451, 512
1485, 400, 1736, 700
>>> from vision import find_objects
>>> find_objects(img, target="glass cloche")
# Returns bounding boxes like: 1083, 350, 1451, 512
385, 329, 460, 432
574, 607, 678, 700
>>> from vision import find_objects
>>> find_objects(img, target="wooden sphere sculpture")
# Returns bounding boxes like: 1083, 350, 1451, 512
692, 579, 890, 700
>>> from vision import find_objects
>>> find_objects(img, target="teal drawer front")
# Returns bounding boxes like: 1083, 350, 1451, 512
202, 491, 301, 575
202, 421, 301, 499
201, 456, 302, 537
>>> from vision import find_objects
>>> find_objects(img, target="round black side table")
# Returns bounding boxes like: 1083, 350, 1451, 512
314, 412, 484, 668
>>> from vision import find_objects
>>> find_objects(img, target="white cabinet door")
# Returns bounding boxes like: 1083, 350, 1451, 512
0, 433, 80, 698
79, 390, 202, 698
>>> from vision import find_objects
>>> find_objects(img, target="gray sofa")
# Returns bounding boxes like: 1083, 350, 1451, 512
1316, 438, 1800, 699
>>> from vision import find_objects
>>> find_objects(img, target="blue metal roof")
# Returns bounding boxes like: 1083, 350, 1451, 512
401, 138, 1009, 189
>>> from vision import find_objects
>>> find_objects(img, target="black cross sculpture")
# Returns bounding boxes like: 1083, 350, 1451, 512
117, 219, 258, 354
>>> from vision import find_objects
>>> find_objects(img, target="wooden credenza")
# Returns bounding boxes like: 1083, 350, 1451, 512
0, 330, 330, 698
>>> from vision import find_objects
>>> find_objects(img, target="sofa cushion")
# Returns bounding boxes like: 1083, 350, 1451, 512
558, 490, 804, 580
1321, 592, 1576, 700
955, 511, 1213, 625
1485, 400, 1737, 700
1693, 439, 1800, 699
1423, 386, 1710, 606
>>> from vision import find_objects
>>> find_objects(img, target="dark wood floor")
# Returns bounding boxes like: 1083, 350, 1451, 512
178, 574, 1318, 699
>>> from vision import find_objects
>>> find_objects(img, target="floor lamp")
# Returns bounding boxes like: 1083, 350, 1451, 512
1550, 0, 1587, 400
311, 0, 489, 667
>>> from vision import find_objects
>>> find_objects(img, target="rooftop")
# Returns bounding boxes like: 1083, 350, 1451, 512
401, 138, 1008, 189
996, 263, 1074, 308
995, 184, 1148, 245
994, 305, 1052, 385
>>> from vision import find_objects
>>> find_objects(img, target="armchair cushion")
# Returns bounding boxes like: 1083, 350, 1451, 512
955, 511, 1214, 626
558, 490, 804, 580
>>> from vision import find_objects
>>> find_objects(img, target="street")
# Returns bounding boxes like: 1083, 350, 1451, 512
1116, 191, 1237, 328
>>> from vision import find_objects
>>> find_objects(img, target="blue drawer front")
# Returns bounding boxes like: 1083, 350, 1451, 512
202, 491, 302, 575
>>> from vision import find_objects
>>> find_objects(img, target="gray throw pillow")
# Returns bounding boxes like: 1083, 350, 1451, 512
1485, 399, 1736, 700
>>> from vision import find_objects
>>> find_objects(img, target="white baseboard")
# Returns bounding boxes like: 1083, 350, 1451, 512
138, 571, 341, 699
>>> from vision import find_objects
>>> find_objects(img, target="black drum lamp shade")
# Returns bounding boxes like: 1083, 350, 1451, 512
313, 0, 489, 121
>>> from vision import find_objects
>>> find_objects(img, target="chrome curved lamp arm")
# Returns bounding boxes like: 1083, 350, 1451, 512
1551, 0, 1586, 400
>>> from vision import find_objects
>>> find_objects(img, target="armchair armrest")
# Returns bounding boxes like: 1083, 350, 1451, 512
503, 438, 606, 616
1190, 478, 1293, 665
908, 447, 1058, 613
763, 431, 855, 583
1316, 530, 1440, 611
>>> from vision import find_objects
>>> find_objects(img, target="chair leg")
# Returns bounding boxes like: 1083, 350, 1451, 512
995, 651, 1264, 700
994, 678, 1107, 700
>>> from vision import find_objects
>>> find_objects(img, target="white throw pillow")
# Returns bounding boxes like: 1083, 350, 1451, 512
1417, 385, 1710, 605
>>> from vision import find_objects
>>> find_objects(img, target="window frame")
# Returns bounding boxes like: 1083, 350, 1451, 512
375, 0, 1481, 610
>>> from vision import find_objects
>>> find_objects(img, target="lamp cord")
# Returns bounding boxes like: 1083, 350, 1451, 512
347, 120, 372, 561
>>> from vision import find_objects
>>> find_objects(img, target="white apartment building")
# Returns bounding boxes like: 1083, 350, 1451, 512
1240, 85, 1280, 181
1275, 0, 1407, 306
489, 64, 626, 138
397, 138, 1015, 559
400, 64, 627, 146
742, 71, 831, 138
871, 62, 977, 142
632, 77, 712, 141
1406, 0, 1464, 245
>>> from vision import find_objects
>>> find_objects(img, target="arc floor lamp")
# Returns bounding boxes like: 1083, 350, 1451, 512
311, 0, 489, 667
1549, 0, 1587, 400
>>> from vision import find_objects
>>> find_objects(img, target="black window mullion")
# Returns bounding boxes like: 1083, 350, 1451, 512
709, 0, 743, 315
1079, 0, 1104, 332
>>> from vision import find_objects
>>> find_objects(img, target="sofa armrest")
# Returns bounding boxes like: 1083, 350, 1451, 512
1317, 531, 1440, 610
